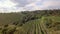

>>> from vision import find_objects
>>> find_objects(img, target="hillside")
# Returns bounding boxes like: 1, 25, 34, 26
0, 10, 60, 34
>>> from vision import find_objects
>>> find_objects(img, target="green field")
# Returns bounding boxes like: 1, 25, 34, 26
0, 10, 60, 34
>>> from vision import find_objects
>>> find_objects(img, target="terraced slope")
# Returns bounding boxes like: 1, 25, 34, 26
0, 16, 60, 34
13, 18, 43, 34
19, 19, 43, 34
14, 16, 60, 34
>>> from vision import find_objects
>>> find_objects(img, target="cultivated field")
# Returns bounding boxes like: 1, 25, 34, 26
0, 10, 60, 34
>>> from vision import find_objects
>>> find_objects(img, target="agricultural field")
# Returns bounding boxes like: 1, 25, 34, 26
0, 10, 60, 34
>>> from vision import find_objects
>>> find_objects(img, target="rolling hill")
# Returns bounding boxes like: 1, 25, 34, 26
0, 10, 60, 34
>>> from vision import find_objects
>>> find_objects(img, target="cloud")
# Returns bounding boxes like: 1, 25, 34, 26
24, 3, 42, 10
23, 0, 60, 10
40, 0, 60, 9
0, 0, 60, 13
0, 0, 17, 8
21, 0, 43, 11
12, 0, 39, 7
0, 0, 18, 13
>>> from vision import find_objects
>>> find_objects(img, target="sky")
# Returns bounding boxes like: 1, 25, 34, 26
0, 0, 60, 13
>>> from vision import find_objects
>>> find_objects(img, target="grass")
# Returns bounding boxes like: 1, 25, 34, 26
0, 10, 60, 34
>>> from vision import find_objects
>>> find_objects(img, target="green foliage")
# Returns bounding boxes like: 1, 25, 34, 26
0, 10, 60, 34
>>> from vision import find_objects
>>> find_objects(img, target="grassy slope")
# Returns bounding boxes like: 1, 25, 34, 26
0, 10, 60, 34
13, 16, 60, 34
3, 16, 59, 34
0, 13, 22, 25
